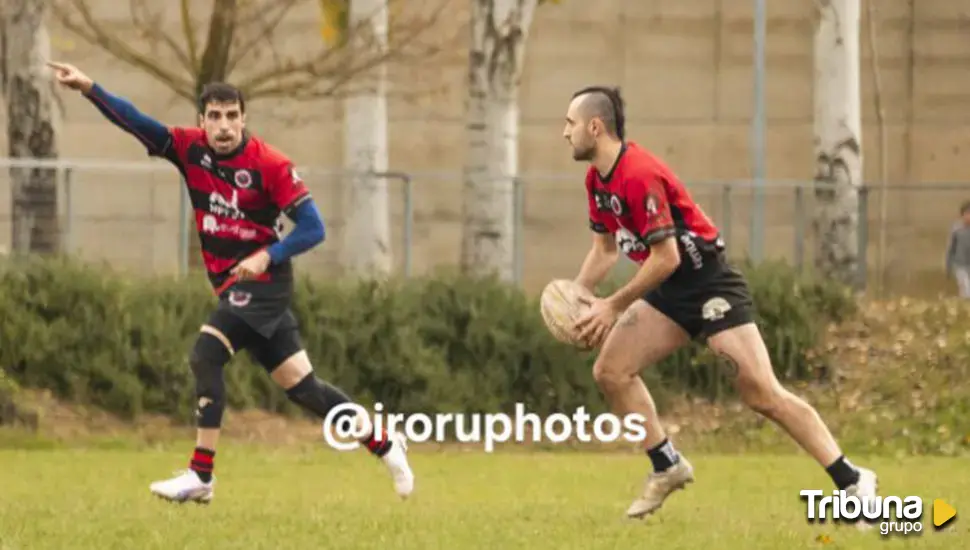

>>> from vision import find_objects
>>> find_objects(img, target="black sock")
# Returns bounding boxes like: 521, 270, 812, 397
826, 455, 861, 490
190, 447, 215, 483
284, 374, 393, 458
646, 438, 680, 472
285, 373, 351, 419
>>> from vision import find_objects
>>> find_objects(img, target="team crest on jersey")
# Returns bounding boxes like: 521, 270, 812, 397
645, 193, 659, 216
609, 195, 627, 216
228, 290, 252, 307
234, 169, 253, 188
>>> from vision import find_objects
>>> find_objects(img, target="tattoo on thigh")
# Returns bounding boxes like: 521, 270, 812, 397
617, 308, 639, 328
715, 351, 741, 379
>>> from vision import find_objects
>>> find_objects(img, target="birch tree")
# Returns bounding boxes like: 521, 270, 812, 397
341, 0, 391, 277
812, 0, 862, 287
2, 0, 62, 254
460, 0, 538, 281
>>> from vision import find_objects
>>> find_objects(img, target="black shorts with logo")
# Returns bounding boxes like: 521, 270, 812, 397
205, 278, 303, 373
642, 231, 755, 340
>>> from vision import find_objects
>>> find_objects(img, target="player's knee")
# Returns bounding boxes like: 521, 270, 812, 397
189, 333, 231, 428
737, 375, 785, 417
592, 359, 631, 393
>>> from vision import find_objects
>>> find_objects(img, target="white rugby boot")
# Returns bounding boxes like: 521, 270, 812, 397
380, 432, 414, 499
844, 466, 879, 531
625, 456, 695, 519
149, 469, 215, 504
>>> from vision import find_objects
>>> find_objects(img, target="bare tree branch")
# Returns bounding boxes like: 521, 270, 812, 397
237, 1, 452, 97
51, 0, 196, 99
128, 0, 194, 75
225, 0, 302, 76
51, 0, 462, 106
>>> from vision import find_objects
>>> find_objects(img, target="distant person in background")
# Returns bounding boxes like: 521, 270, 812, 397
945, 201, 970, 298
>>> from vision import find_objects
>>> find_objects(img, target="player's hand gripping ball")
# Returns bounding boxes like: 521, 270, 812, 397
540, 279, 596, 350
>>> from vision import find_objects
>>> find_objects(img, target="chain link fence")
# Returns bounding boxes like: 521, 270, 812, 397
1, 157, 967, 297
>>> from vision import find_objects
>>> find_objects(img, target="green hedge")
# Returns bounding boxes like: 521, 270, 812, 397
0, 255, 855, 424
0, 369, 38, 429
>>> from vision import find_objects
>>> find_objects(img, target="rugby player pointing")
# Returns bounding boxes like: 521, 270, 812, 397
564, 86, 878, 524
48, 61, 414, 504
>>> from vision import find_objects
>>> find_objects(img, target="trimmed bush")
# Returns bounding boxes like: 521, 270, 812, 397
0, 368, 38, 430
0, 254, 855, 423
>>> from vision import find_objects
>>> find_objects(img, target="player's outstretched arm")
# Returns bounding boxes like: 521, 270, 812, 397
267, 198, 326, 265
47, 61, 171, 156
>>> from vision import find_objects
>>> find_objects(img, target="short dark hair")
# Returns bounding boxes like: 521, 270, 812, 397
961, 201, 970, 215
571, 86, 625, 140
197, 82, 245, 114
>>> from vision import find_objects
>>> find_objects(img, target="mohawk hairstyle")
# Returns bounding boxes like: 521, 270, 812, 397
571, 86, 626, 140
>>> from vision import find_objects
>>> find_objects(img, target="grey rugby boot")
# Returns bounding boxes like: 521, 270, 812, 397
625, 456, 695, 519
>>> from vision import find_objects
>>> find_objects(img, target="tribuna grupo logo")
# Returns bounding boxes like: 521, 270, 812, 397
800, 490, 924, 536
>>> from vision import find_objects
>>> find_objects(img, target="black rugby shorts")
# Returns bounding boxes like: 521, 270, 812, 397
642, 233, 755, 340
204, 279, 303, 372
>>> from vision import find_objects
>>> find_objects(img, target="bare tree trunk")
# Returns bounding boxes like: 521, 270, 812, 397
4, 0, 61, 254
185, 0, 241, 271
195, 0, 238, 95
813, 0, 862, 287
342, 0, 391, 277
461, 0, 536, 281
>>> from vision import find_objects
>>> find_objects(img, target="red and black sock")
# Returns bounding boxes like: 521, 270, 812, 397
190, 447, 215, 483
362, 429, 393, 457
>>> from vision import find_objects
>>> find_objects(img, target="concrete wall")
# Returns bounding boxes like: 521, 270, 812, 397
2, 0, 968, 293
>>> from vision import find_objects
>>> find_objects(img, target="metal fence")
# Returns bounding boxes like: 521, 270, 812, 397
1, 157, 968, 297
0, 158, 417, 280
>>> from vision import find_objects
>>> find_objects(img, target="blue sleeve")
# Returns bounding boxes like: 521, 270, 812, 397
84, 83, 172, 157
267, 198, 326, 264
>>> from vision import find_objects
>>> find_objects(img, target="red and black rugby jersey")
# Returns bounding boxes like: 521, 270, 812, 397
165, 127, 311, 290
586, 141, 720, 264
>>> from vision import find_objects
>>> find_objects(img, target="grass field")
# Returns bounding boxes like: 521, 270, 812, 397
0, 439, 966, 550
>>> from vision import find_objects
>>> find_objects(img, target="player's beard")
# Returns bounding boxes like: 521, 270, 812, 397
572, 141, 595, 161
211, 133, 239, 153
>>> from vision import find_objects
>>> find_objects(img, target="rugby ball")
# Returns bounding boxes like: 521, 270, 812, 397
540, 279, 595, 349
